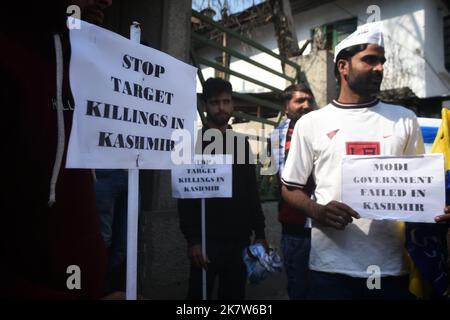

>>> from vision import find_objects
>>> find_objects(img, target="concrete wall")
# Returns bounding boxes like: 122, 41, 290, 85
287, 50, 337, 107
103, 0, 163, 47
136, 0, 194, 299
196, 0, 450, 100
424, 0, 450, 97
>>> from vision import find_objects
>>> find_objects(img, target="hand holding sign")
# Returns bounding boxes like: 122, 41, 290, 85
435, 206, 450, 223
189, 244, 210, 270
313, 200, 360, 230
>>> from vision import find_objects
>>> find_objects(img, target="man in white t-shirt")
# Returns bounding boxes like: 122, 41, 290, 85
281, 21, 450, 299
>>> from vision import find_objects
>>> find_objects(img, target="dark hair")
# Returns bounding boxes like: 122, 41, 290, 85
202, 77, 232, 101
281, 83, 314, 105
334, 43, 369, 84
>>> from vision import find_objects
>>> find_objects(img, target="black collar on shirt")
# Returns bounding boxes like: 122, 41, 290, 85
332, 98, 379, 109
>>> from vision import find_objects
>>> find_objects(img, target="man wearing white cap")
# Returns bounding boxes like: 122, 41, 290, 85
280, 22, 450, 299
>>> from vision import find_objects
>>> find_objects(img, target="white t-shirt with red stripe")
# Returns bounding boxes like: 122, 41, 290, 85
281, 99, 425, 277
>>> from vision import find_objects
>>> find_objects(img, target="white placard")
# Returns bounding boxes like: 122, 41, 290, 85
67, 19, 197, 169
171, 155, 232, 199
342, 154, 445, 223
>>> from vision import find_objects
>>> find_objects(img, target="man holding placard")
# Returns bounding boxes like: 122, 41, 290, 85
178, 78, 268, 300
281, 22, 450, 299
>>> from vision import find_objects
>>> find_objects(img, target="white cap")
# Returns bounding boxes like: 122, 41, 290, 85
334, 21, 384, 62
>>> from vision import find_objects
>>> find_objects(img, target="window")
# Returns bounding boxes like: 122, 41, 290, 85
314, 18, 357, 51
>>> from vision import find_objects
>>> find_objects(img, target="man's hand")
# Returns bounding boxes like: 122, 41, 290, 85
188, 244, 210, 270
313, 200, 360, 230
435, 205, 450, 223
254, 239, 270, 253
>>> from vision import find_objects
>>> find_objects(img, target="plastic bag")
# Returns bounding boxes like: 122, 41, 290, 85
242, 243, 283, 284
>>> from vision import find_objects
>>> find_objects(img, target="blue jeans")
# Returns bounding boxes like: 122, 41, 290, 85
307, 270, 415, 300
95, 169, 128, 289
280, 230, 311, 300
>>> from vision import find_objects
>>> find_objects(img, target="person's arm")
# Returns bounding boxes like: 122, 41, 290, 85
249, 166, 266, 235
178, 199, 209, 269
404, 113, 425, 156
280, 115, 359, 230
243, 136, 269, 251
178, 198, 201, 246
248, 163, 268, 250
281, 185, 359, 229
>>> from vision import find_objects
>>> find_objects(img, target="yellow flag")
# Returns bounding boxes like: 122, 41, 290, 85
431, 108, 450, 170
408, 108, 450, 299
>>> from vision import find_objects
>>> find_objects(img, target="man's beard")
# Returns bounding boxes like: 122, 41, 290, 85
346, 64, 383, 97
287, 109, 312, 122
207, 112, 231, 126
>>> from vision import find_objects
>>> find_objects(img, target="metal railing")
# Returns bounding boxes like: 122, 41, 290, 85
191, 9, 302, 126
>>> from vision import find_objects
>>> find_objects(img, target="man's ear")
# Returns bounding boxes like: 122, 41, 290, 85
337, 59, 349, 77
337, 59, 350, 85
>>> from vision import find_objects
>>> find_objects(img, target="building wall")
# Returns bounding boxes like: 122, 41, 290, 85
196, 0, 450, 100
138, 0, 194, 299
424, 0, 450, 97
287, 50, 337, 107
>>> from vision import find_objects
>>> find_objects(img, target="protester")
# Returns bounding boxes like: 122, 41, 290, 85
178, 77, 269, 300
95, 169, 128, 293
0, 0, 117, 299
281, 21, 450, 299
272, 83, 316, 299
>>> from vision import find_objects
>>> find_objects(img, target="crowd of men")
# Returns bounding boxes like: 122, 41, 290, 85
1, 0, 449, 300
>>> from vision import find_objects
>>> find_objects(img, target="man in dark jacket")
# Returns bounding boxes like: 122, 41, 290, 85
178, 77, 268, 300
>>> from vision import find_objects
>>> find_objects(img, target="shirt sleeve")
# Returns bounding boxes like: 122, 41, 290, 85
404, 113, 425, 155
270, 127, 282, 174
247, 162, 266, 239
281, 116, 314, 189
178, 198, 201, 247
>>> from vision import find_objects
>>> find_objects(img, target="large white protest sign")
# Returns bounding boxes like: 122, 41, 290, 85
171, 155, 232, 199
342, 154, 445, 223
67, 19, 197, 169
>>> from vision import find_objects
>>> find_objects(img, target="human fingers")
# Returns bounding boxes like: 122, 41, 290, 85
329, 201, 360, 219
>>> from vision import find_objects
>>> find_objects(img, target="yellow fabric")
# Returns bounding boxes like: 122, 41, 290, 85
408, 255, 433, 299
408, 108, 450, 299
431, 108, 450, 170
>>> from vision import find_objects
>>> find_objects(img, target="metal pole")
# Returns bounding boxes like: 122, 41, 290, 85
126, 21, 141, 301
201, 198, 206, 300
